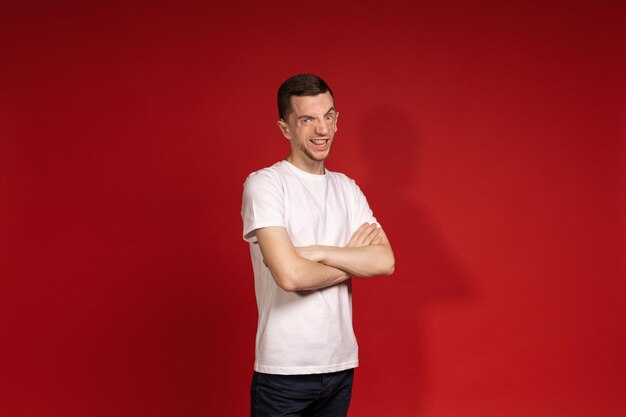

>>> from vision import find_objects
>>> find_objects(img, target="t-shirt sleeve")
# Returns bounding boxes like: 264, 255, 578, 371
241, 170, 286, 243
351, 180, 380, 232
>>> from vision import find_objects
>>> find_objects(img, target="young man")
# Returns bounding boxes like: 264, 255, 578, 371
241, 74, 394, 416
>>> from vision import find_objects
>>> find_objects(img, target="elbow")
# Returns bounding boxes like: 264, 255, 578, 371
266, 258, 308, 292
382, 253, 395, 276
378, 260, 394, 276
272, 269, 303, 292
277, 278, 299, 292
362, 259, 394, 278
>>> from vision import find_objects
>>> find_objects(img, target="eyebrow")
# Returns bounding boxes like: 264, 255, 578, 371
297, 107, 336, 121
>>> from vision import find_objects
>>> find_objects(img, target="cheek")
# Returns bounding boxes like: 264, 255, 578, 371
294, 130, 308, 144
299, 126, 313, 139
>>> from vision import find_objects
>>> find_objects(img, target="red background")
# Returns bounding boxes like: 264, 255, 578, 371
1, 1, 625, 416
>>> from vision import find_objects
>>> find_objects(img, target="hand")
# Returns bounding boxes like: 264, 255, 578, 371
346, 223, 382, 248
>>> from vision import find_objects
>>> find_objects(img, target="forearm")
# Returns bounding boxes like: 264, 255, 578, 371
316, 244, 395, 277
255, 227, 351, 292
284, 258, 351, 291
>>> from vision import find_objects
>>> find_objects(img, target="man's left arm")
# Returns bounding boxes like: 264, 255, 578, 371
296, 222, 395, 277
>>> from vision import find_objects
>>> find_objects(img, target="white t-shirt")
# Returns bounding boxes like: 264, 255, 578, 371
241, 160, 377, 375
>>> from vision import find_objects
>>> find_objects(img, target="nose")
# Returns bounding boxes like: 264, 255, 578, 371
315, 118, 329, 135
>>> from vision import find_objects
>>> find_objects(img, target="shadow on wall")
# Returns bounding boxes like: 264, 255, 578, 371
352, 105, 475, 416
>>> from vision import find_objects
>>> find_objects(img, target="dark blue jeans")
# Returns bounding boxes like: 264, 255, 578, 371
250, 369, 354, 417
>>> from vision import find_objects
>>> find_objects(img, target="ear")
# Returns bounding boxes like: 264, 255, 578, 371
277, 119, 291, 140
334, 112, 339, 133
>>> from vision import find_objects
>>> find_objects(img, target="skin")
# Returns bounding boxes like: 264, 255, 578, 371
277, 91, 338, 175
257, 92, 395, 292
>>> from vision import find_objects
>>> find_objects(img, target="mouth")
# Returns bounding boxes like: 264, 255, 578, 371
309, 138, 330, 150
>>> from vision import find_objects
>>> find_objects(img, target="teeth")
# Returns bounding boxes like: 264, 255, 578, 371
311, 139, 326, 145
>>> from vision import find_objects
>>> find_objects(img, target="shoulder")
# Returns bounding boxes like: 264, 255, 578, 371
326, 169, 360, 190
244, 162, 286, 189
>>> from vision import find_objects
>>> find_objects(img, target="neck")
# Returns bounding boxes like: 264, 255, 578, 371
286, 155, 325, 175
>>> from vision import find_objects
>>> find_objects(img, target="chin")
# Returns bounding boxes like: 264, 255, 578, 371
308, 153, 330, 162
310, 149, 332, 161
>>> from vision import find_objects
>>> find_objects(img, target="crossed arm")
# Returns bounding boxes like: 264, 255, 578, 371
256, 223, 395, 292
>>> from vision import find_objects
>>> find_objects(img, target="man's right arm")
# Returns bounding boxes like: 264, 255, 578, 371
256, 226, 351, 292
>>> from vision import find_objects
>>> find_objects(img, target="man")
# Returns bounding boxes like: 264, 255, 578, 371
241, 73, 394, 417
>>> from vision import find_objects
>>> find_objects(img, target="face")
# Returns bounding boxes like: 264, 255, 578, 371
278, 92, 338, 174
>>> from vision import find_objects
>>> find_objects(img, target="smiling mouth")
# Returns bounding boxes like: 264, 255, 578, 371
310, 139, 328, 145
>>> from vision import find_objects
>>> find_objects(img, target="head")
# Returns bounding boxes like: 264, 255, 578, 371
277, 73, 334, 121
277, 74, 339, 174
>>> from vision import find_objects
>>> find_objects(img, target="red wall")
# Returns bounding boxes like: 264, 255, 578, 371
1, 1, 624, 416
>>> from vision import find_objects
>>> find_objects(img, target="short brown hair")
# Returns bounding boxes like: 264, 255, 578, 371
277, 74, 334, 120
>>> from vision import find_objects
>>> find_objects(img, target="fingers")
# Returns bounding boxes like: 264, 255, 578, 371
346, 223, 369, 247
346, 223, 360, 246
347, 222, 381, 247
361, 226, 381, 246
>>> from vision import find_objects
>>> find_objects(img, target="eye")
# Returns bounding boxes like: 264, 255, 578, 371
301, 118, 311, 125
324, 114, 335, 121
